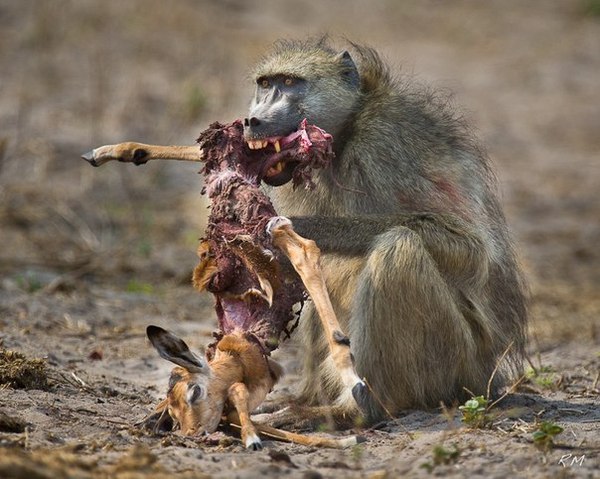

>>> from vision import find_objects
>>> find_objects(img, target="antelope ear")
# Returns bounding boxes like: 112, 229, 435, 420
146, 325, 207, 373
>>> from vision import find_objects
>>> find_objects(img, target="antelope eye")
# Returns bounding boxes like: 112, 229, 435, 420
284, 77, 294, 86
186, 383, 205, 404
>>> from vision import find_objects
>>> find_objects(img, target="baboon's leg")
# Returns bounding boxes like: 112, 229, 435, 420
268, 217, 367, 409
82, 142, 202, 167
348, 226, 479, 421
227, 382, 262, 450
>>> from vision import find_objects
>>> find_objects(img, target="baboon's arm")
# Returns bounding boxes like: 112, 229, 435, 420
290, 214, 488, 281
81, 143, 202, 167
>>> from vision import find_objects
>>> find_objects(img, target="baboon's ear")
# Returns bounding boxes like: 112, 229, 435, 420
337, 50, 360, 89
146, 325, 206, 373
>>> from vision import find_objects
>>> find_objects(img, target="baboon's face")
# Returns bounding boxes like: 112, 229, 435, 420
244, 45, 360, 186
246, 75, 307, 141
244, 76, 309, 186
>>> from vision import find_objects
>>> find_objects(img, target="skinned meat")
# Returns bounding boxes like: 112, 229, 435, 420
192, 120, 334, 359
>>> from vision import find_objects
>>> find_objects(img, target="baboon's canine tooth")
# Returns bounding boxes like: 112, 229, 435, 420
274, 140, 281, 153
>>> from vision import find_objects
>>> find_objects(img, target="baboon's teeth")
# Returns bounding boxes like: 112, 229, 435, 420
247, 139, 269, 150
247, 139, 283, 151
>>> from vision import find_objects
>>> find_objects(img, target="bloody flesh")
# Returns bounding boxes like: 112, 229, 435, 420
193, 120, 334, 359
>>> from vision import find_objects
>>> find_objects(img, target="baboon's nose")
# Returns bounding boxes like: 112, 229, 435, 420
245, 117, 261, 127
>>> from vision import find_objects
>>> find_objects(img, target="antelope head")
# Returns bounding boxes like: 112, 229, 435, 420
146, 325, 225, 436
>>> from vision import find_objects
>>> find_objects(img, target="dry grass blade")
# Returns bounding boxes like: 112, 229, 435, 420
486, 340, 514, 402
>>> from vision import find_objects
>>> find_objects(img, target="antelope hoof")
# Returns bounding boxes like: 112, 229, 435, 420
81, 151, 99, 167
266, 216, 292, 235
351, 381, 371, 413
244, 433, 263, 451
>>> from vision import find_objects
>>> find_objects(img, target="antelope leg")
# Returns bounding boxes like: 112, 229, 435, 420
81, 142, 202, 167
267, 217, 368, 410
227, 382, 263, 450
254, 422, 362, 449
227, 409, 361, 449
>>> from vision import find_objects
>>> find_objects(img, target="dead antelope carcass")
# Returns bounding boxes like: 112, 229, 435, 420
84, 120, 368, 449
146, 325, 362, 449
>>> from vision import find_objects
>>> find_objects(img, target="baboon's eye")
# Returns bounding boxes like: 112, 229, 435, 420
284, 77, 294, 86
259, 78, 270, 88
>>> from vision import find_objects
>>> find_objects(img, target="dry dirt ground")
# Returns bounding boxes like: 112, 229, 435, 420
0, 1, 599, 478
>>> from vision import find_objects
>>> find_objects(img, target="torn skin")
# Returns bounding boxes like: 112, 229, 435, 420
192, 120, 334, 360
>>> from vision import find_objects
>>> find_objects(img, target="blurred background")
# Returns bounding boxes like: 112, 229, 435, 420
1, 0, 599, 347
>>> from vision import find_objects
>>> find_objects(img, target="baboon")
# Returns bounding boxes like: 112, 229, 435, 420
83, 38, 528, 425
243, 39, 528, 422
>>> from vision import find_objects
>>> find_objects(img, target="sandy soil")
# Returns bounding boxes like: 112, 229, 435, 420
0, 1, 598, 477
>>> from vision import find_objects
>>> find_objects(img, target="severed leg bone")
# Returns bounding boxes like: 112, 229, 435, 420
267, 217, 369, 410
81, 142, 202, 167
